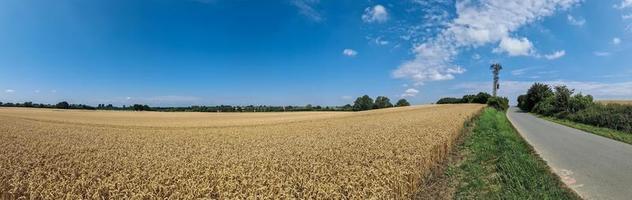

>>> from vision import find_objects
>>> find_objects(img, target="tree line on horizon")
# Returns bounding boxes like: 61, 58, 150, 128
435, 92, 509, 111
0, 95, 411, 112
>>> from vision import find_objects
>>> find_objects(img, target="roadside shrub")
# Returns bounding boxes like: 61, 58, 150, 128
533, 96, 556, 116
526, 83, 554, 112
567, 103, 632, 133
568, 93, 593, 113
487, 96, 509, 111
517, 94, 529, 111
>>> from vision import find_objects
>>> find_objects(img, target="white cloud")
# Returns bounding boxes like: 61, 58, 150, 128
471, 54, 481, 60
544, 50, 566, 60
511, 68, 530, 76
393, 0, 579, 86
5, 89, 15, 93
342, 49, 358, 57
613, 37, 622, 45
34, 90, 40, 93
362, 5, 389, 23
623, 14, 632, 19
292, 0, 322, 22
126, 97, 132, 100
374, 37, 389, 45
594, 51, 611, 56
614, 0, 632, 9
341, 95, 353, 100
493, 37, 535, 56
401, 88, 419, 98
567, 15, 585, 26
51, 90, 57, 93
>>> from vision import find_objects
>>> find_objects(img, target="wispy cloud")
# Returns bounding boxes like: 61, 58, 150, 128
511, 68, 530, 76
544, 50, 566, 60
392, 0, 579, 87
401, 88, 419, 98
342, 49, 358, 57
292, 0, 322, 22
5, 89, 15, 93
362, 5, 389, 23
567, 15, 586, 26
613, 37, 622, 45
594, 51, 611, 56
614, 0, 632, 9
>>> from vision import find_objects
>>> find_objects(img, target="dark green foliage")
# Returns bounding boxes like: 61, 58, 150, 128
56, 101, 70, 109
517, 94, 528, 111
518, 83, 631, 133
553, 85, 574, 113
374, 96, 393, 109
436, 97, 463, 104
533, 96, 556, 116
353, 95, 374, 111
487, 96, 509, 111
525, 83, 554, 112
395, 99, 410, 107
566, 103, 632, 133
568, 93, 593, 113
462, 94, 476, 103
436, 92, 491, 105
472, 92, 492, 104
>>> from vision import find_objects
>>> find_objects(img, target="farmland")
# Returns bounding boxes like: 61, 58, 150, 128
597, 100, 632, 105
0, 104, 483, 199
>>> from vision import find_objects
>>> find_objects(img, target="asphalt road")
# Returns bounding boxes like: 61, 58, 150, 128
506, 107, 632, 200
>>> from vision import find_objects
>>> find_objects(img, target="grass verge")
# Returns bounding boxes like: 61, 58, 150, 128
447, 108, 580, 199
540, 116, 632, 145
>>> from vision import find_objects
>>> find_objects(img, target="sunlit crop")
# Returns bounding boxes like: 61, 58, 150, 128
0, 104, 483, 199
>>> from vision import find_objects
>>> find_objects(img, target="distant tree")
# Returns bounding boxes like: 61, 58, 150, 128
437, 97, 463, 104
517, 94, 529, 111
526, 83, 554, 112
342, 104, 353, 111
353, 95, 374, 111
56, 101, 70, 109
0, 102, 3, 106
461, 95, 476, 103
395, 99, 411, 107
472, 92, 492, 104
305, 104, 313, 111
374, 96, 393, 109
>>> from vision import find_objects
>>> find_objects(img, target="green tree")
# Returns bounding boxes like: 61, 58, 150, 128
374, 96, 393, 109
526, 83, 554, 112
461, 94, 476, 103
553, 85, 574, 113
56, 101, 70, 109
517, 94, 529, 111
353, 95, 374, 111
395, 99, 411, 107
473, 92, 492, 104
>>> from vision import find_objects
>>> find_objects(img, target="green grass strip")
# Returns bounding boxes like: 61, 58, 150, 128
450, 108, 580, 200
540, 116, 632, 145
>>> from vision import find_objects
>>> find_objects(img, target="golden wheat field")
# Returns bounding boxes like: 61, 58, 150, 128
598, 100, 632, 105
0, 104, 483, 199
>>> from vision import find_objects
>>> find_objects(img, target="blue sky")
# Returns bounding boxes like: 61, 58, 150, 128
1, 0, 631, 106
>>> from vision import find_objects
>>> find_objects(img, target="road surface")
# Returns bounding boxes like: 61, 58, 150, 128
506, 107, 632, 200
